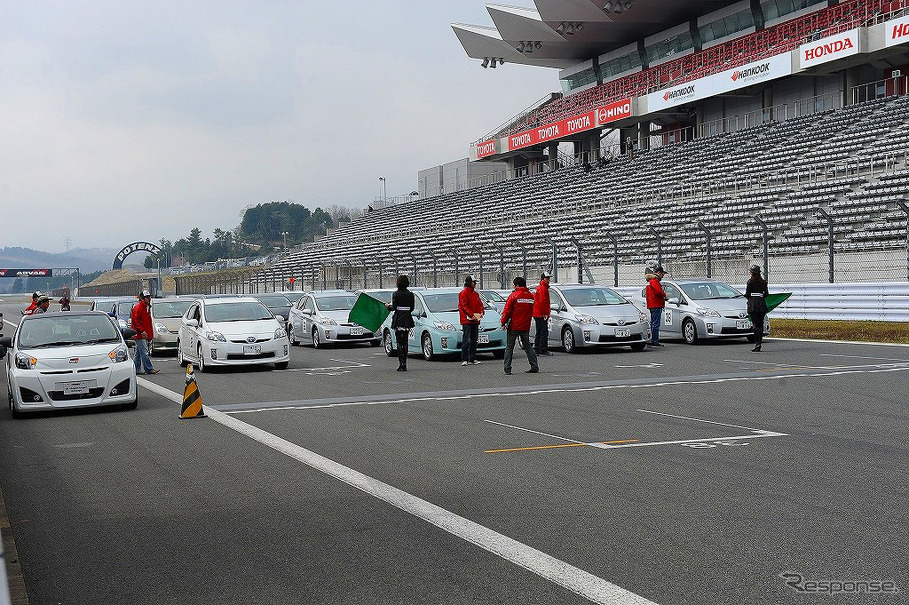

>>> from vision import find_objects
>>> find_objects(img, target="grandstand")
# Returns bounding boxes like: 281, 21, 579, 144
179, 0, 909, 294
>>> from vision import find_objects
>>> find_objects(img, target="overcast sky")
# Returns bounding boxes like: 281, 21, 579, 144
0, 1, 555, 253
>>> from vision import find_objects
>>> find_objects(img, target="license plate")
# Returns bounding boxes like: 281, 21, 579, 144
478, 334, 489, 344
63, 381, 90, 395
350, 327, 364, 336
243, 344, 262, 356
737, 320, 752, 329
615, 328, 630, 338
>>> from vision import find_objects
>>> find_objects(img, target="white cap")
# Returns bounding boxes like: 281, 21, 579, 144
141, 289, 151, 297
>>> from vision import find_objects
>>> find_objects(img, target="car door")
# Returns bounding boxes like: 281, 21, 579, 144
182, 303, 201, 358
660, 282, 684, 337
409, 295, 425, 349
548, 289, 568, 347
290, 297, 306, 336
301, 296, 317, 344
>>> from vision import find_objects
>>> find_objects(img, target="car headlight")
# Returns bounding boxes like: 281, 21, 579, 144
108, 345, 129, 363
317, 316, 337, 326
155, 323, 169, 334
638, 311, 648, 323
435, 322, 457, 331
574, 314, 599, 325
274, 327, 287, 339
695, 307, 721, 318
15, 352, 37, 370
205, 330, 226, 342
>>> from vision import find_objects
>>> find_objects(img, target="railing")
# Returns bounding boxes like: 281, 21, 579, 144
852, 75, 909, 104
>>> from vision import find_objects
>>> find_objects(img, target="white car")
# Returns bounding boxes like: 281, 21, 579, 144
1, 311, 137, 418
177, 297, 289, 371
288, 290, 381, 348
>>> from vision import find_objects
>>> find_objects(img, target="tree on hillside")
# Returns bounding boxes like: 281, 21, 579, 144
239, 201, 335, 247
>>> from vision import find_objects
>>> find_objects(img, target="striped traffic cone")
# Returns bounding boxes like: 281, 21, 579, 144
179, 363, 205, 419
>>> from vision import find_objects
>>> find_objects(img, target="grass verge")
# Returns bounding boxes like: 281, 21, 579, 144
772, 319, 909, 344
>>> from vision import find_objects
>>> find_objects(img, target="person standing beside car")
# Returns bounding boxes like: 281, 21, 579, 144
533, 271, 552, 356
501, 276, 539, 375
458, 275, 484, 366
32, 295, 51, 314
387, 275, 415, 372
130, 290, 159, 375
745, 265, 769, 352
645, 266, 669, 347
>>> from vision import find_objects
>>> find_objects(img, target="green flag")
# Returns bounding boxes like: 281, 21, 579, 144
766, 292, 792, 313
348, 293, 390, 333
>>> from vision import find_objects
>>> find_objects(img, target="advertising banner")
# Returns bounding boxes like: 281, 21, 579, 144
475, 139, 497, 159
798, 29, 860, 69
644, 53, 792, 113
506, 98, 633, 152
885, 15, 909, 47
0, 268, 53, 277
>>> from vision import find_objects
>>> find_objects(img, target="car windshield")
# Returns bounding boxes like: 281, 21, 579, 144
680, 282, 743, 300
315, 296, 358, 311
18, 315, 121, 348
153, 300, 195, 318
116, 301, 136, 317
255, 295, 291, 308
422, 293, 460, 313
481, 290, 506, 302
562, 287, 627, 306
205, 301, 274, 322
283, 292, 305, 303
362, 291, 394, 304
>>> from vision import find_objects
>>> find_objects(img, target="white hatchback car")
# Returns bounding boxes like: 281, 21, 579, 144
177, 297, 289, 372
1, 311, 137, 418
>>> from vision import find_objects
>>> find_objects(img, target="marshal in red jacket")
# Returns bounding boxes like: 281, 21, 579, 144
501, 287, 535, 332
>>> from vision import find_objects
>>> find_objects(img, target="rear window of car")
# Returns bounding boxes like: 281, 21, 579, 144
18, 315, 121, 348
315, 296, 358, 311
255, 296, 291, 307
205, 302, 274, 322
562, 287, 627, 306
679, 282, 743, 300
153, 300, 195, 318
421, 293, 460, 313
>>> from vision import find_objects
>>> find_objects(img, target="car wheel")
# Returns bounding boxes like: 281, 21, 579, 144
312, 328, 322, 349
384, 330, 397, 357
197, 344, 206, 372
630, 342, 647, 352
122, 396, 138, 411
288, 325, 298, 346
274, 361, 289, 370
683, 319, 698, 345
562, 327, 576, 354
8, 386, 20, 420
177, 340, 188, 367
369, 338, 380, 347
421, 333, 434, 361
147, 339, 155, 357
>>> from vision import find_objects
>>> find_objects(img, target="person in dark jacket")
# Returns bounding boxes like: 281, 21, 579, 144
458, 275, 485, 366
387, 275, 415, 371
533, 271, 552, 355
745, 265, 769, 352
500, 276, 539, 375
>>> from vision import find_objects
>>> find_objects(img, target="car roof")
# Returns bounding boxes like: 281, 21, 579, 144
309, 290, 353, 297
666, 278, 728, 285
550, 283, 617, 289
201, 296, 261, 305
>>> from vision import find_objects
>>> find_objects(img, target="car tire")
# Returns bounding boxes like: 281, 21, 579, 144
683, 319, 698, 345
312, 328, 322, 349
369, 338, 380, 347
421, 332, 434, 361
630, 342, 647, 352
275, 361, 289, 370
147, 339, 155, 357
197, 344, 206, 372
384, 330, 397, 357
562, 327, 576, 354
122, 397, 138, 411
288, 325, 298, 346
177, 340, 188, 367
8, 387, 20, 420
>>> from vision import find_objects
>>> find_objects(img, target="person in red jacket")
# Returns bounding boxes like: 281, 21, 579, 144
532, 271, 552, 356
458, 275, 485, 366
130, 290, 159, 375
500, 276, 539, 375
21, 291, 41, 316
645, 266, 669, 347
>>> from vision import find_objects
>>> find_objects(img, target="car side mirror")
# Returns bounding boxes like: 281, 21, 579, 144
0, 337, 10, 348
668, 297, 680, 305
185, 318, 199, 327
121, 328, 137, 340
275, 315, 284, 322
550, 304, 559, 312
302, 309, 312, 316
0, 345, 6, 357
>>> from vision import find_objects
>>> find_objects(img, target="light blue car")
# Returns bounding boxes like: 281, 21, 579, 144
381, 288, 506, 361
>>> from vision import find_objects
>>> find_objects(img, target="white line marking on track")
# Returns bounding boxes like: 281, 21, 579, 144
820, 353, 909, 362
637, 409, 764, 432
483, 419, 586, 444
137, 377, 658, 605
591, 431, 785, 450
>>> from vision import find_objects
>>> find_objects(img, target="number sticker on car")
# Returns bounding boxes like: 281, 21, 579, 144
351, 327, 364, 336
615, 328, 630, 338
243, 344, 261, 356
478, 334, 489, 344
663, 310, 673, 325
62, 381, 90, 395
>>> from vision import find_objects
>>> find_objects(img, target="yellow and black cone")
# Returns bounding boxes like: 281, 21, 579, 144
179, 363, 205, 419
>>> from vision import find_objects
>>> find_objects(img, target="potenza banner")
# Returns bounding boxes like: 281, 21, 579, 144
507, 98, 632, 152
798, 29, 860, 69
645, 53, 792, 113
0, 268, 53, 277
885, 15, 909, 47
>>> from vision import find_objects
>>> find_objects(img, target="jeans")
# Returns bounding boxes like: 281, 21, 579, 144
649, 308, 663, 344
533, 317, 549, 353
395, 329, 409, 367
133, 338, 154, 374
504, 330, 538, 373
461, 323, 479, 362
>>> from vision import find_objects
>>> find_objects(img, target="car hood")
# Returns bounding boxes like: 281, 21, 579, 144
156, 317, 184, 331
688, 297, 748, 316
321, 310, 355, 323
203, 319, 280, 337
431, 311, 503, 328
571, 304, 642, 322
19, 343, 124, 370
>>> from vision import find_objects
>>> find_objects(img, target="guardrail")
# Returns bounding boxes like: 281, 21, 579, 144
617, 282, 909, 322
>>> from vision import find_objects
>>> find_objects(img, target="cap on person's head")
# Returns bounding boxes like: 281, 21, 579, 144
36, 295, 50, 304
32, 291, 41, 299
513, 276, 527, 288
749, 264, 761, 274
465, 275, 476, 286
541, 271, 552, 279
141, 289, 151, 298
654, 265, 665, 274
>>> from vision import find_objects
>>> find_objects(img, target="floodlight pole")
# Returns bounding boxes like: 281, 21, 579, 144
817, 208, 835, 283
494, 244, 506, 288
605, 231, 619, 287
545, 238, 558, 283
516, 244, 528, 281
648, 227, 662, 268
897, 201, 909, 281
754, 215, 769, 280
697, 221, 712, 278
449, 249, 460, 288
405, 252, 417, 287
427, 251, 438, 288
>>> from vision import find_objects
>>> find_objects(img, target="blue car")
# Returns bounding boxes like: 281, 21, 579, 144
381, 288, 506, 361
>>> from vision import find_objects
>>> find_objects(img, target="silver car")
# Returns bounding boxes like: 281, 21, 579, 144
288, 290, 381, 348
632, 279, 770, 344
149, 297, 196, 355
537, 284, 649, 353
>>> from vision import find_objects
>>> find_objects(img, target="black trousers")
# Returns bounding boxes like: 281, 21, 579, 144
395, 329, 409, 366
751, 313, 766, 346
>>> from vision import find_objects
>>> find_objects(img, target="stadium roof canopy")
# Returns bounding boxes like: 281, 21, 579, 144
453, 0, 738, 69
